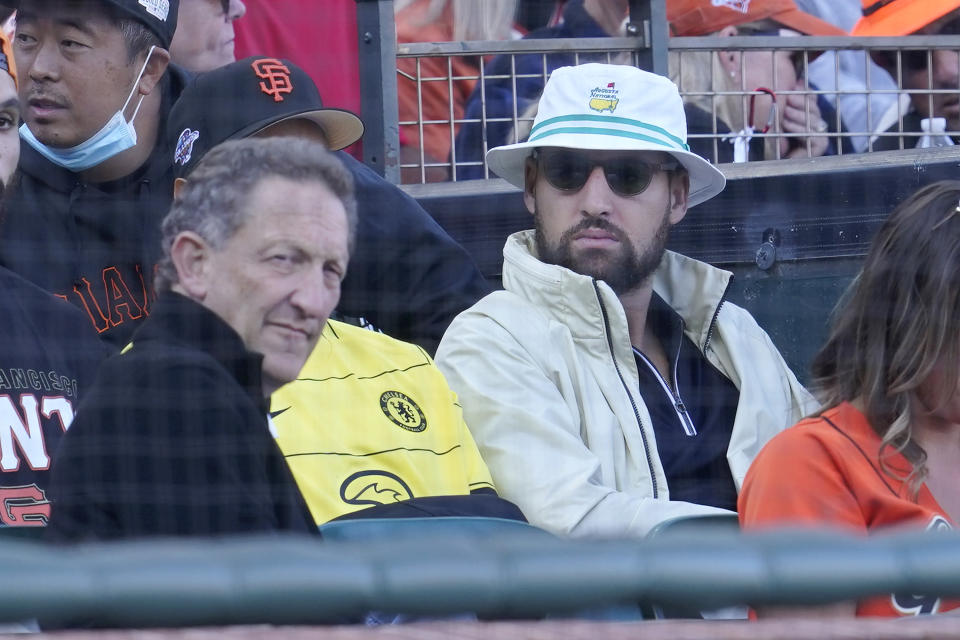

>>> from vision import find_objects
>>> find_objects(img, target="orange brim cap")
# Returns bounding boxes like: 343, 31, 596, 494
669, 0, 847, 36
771, 7, 848, 36
852, 0, 960, 36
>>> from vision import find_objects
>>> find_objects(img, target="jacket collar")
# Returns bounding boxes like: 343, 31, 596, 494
129, 291, 267, 413
502, 229, 732, 348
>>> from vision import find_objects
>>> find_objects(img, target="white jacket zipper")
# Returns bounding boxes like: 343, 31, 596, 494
633, 346, 698, 437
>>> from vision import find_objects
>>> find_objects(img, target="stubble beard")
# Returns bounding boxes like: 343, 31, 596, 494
534, 202, 672, 296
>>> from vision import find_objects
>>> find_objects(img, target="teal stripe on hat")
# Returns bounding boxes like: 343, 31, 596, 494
528, 126, 691, 151
529, 114, 687, 149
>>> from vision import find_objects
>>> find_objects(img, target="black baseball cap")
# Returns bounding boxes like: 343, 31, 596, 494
169, 56, 365, 179
10, 0, 180, 49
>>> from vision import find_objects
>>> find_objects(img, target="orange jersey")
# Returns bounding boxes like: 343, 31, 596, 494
739, 402, 958, 617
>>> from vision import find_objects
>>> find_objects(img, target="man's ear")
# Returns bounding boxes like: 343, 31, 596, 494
523, 155, 538, 215
169, 231, 212, 300
136, 47, 171, 97
715, 25, 742, 82
667, 170, 690, 225
172, 177, 187, 201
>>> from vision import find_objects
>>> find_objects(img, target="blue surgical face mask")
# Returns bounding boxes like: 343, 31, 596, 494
20, 46, 156, 172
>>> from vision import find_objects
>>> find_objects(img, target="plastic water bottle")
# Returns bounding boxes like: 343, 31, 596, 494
916, 117, 955, 148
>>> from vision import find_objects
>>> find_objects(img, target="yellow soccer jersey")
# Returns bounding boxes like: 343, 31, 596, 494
270, 320, 495, 524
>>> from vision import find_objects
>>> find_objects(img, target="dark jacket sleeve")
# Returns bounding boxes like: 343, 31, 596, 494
46, 358, 308, 542
336, 152, 490, 354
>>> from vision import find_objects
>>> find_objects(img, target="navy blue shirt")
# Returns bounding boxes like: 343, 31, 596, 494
633, 294, 739, 511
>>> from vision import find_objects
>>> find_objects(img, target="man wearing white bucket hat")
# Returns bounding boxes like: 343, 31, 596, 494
436, 63, 815, 538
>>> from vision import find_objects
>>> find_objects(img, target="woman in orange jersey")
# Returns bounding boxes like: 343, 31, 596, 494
739, 180, 960, 618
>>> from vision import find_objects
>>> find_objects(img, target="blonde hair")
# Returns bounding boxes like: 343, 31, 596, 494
669, 48, 745, 133
395, 0, 517, 41
668, 19, 790, 160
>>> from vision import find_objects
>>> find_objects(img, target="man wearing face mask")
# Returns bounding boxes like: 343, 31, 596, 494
0, 0, 186, 348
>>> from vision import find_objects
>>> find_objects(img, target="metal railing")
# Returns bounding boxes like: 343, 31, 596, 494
672, 34, 960, 161
396, 36, 653, 183
356, 0, 666, 183
356, 0, 960, 185
5, 526, 960, 627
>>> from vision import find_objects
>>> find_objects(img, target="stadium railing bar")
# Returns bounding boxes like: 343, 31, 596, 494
3, 526, 960, 628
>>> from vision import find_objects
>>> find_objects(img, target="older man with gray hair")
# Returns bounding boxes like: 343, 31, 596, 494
47, 137, 355, 541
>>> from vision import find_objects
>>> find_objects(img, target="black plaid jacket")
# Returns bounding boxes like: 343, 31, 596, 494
46, 292, 316, 541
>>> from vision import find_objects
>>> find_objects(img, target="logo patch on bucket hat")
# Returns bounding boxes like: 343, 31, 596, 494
588, 82, 619, 113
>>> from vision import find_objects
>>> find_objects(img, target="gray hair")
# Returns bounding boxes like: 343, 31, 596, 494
155, 137, 357, 292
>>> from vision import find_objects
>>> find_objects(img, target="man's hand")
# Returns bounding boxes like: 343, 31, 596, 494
781, 88, 829, 158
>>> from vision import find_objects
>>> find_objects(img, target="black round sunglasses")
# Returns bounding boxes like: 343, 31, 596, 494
535, 149, 679, 197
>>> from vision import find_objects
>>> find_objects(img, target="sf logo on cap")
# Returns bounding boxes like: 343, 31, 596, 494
252, 58, 293, 103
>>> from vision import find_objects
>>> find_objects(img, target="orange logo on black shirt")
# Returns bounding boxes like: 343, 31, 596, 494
252, 58, 293, 102
0, 485, 50, 526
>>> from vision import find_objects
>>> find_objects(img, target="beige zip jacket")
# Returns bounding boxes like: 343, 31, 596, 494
436, 230, 817, 538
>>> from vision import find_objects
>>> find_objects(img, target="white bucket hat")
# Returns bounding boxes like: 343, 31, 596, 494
485, 63, 726, 207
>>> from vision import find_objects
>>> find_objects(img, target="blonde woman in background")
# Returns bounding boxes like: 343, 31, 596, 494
668, 0, 845, 163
